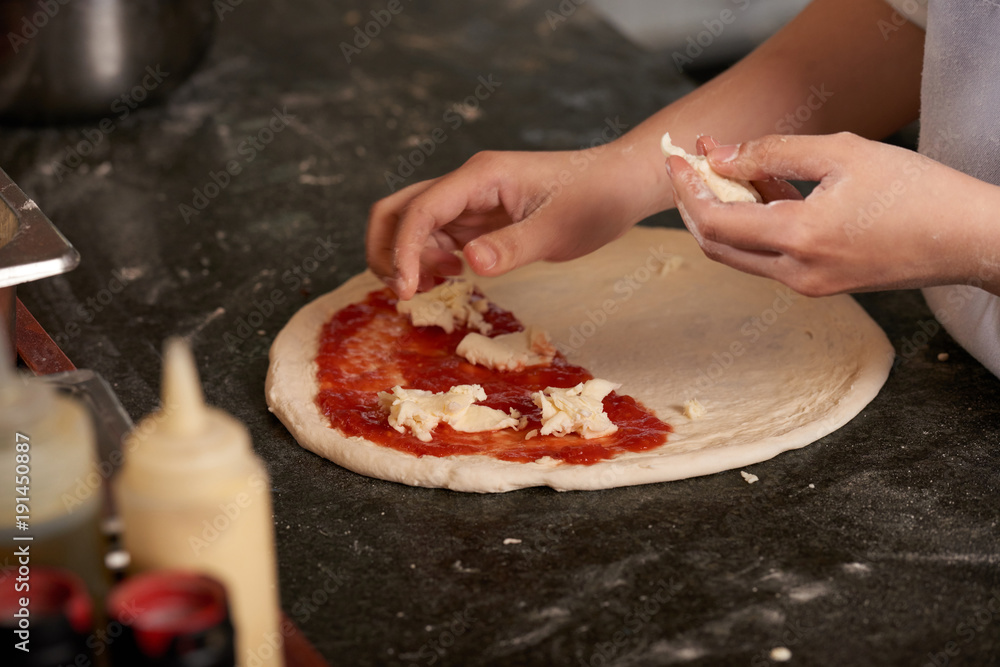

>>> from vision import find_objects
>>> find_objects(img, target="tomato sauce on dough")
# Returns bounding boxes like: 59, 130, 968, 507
316, 288, 671, 465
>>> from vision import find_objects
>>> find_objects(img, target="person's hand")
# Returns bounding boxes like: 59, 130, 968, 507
366, 148, 662, 300
693, 135, 803, 204
666, 132, 1000, 296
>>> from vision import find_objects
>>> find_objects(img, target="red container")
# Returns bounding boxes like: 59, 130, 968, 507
107, 570, 235, 667
0, 565, 94, 666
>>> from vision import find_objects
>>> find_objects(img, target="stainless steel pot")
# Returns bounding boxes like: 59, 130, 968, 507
0, 0, 216, 123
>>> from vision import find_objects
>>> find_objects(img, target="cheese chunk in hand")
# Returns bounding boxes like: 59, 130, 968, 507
661, 132, 761, 203
396, 279, 491, 334
456, 327, 557, 372
377, 385, 520, 442
532, 379, 621, 439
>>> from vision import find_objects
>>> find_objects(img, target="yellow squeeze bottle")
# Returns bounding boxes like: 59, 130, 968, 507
0, 363, 108, 604
115, 339, 283, 667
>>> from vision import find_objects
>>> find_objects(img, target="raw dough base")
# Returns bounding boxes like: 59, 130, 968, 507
266, 227, 893, 493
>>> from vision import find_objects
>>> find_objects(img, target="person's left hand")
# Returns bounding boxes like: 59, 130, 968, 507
666, 132, 1000, 296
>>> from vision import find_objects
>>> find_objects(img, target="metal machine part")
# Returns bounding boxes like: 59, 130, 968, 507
0, 167, 79, 361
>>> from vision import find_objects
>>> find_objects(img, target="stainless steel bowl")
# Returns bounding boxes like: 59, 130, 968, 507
0, 0, 216, 123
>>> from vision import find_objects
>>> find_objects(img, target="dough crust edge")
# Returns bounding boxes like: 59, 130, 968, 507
265, 228, 893, 493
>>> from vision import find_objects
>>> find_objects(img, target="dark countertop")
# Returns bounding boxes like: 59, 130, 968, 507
5, 1, 1000, 665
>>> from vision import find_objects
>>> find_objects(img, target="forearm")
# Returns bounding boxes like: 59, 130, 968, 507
603, 0, 925, 221
955, 179, 1000, 296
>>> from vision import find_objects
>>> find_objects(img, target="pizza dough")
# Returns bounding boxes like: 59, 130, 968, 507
266, 227, 893, 493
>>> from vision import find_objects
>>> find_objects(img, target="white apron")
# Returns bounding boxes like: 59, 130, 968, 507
893, 0, 1000, 378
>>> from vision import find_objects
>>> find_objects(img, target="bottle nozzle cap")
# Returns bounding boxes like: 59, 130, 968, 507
160, 338, 206, 436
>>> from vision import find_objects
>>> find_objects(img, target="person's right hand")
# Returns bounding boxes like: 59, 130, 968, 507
366, 148, 659, 300
694, 135, 803, 203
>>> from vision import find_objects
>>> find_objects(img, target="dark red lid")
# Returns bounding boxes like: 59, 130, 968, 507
0, 565, 93, 634
106, 570, 230, 658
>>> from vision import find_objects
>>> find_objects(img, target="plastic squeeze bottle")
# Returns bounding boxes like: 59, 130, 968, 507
0, 361, 108, 606
114, 339, 283, 667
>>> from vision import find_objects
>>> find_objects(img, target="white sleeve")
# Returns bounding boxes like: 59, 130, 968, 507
923, 286, 1000, 379
884, 0, 928, 29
